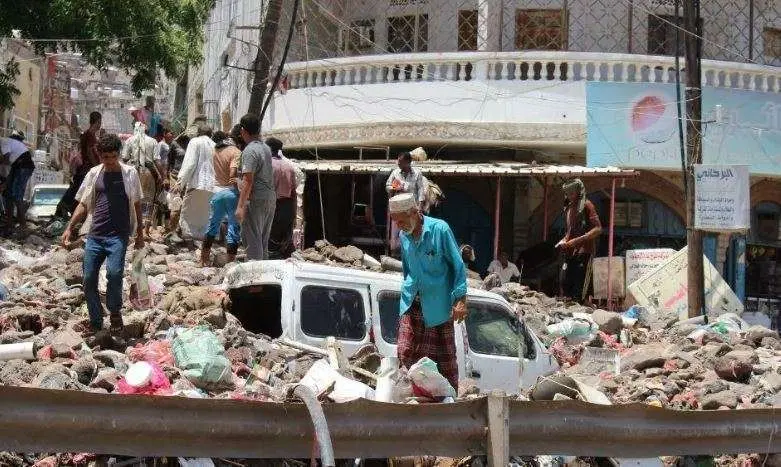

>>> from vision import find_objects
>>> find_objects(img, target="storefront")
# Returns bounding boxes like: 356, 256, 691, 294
741, 201, 781, 329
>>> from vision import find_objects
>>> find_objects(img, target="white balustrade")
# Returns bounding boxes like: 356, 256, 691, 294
284, 51, 781, 93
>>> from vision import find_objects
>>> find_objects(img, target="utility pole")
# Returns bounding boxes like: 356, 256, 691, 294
247, 0, 283, 116
684, 0, 704, 318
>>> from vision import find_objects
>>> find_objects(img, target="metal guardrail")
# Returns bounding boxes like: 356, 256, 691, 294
0, 386, 778, 459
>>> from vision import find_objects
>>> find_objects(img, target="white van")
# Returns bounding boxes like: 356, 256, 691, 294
224, 260, 558, 394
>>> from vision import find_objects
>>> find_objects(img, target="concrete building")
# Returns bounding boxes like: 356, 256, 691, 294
0, 39, 43, 147
199, 0, 781, 313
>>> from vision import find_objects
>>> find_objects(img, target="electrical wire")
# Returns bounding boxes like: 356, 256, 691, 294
674, 0, 688, 198
260, 0, 301, 122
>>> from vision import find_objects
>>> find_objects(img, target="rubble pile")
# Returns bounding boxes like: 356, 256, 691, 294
0, 232, 777, 465
488, 282, 781, 411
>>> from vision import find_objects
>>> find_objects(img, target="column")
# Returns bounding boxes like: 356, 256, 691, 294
478, 0, 502, 52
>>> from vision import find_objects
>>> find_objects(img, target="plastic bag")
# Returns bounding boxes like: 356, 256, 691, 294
172, 326, 233, 389
299, 359, 375, 402
129, 246, 153, 310
127, 340, 175, 367
408, 357, 456, 399
116, 361, 172, 396
546, 317, 598, 344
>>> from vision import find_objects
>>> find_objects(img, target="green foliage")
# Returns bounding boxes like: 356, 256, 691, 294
0, 0, 214, 96
0, 58, 20, 110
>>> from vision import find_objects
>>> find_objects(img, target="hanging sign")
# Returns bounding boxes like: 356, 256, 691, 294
694, 164, 750, 231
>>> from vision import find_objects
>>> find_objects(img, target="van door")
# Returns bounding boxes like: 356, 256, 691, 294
461, 298, 542, 394
372, 288, 468, 381
292, 278, 372, 357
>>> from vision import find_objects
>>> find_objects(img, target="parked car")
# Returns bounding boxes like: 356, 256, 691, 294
224, 260, 558, 394
26, 184, 69, 222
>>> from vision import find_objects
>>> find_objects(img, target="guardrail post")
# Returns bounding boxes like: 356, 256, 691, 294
486, 390, 509, 467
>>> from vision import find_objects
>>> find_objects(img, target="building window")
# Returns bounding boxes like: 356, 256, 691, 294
300, 285, 366, 340
339, 19, 376, 53
764, 28, 781, 58
387, 14, 428, 53
458, 10, 478, 51
515, 9, 567, 51
647, 15, 702, 56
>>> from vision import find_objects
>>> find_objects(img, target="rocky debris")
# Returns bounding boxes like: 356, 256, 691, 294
591, 309, 623, 334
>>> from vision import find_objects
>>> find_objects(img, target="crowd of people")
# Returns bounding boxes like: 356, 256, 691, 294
56, 111, 299, 336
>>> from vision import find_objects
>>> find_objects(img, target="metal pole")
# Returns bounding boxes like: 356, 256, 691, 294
542, 178, 549, 241
493, 177, 502, 259
684, 0, 704, 319
749, 0, 755, 61
607, 178, 617, 310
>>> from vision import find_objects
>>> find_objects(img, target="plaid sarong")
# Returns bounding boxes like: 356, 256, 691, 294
397, 301, 459, 392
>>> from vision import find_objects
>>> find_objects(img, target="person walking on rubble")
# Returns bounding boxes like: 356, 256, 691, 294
266, 137, 296, 259
390, 192, 467, 392
57, 111, 102, 219
235, 113, 276, 261
61, 134, 144, 336
556, 178, 601, 303
200, 131, 242, 266
174, 121, 216, 242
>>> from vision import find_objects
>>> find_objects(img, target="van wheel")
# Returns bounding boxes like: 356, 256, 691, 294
529, 374, 579, 401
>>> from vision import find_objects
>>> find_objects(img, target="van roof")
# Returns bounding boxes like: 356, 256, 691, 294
33, 184, 69, 190
224, 259, 506, 302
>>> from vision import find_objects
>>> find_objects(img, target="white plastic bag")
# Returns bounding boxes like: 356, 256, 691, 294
408, 357, 456, 399
299, 359, 375, 403
129, 246, 153, 310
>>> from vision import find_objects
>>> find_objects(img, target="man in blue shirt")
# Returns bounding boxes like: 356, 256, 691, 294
389, 193, 467, 392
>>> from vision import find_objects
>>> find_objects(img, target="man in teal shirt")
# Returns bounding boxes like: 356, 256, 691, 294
389, 193, 467, 392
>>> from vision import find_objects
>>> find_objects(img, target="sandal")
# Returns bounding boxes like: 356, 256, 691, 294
109, 313, 124, 336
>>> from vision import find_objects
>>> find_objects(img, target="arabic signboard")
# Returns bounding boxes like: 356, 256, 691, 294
625, 248, 676, 286
627, 246, 743, 319
587, 83, 781, 176
694, 164, 750, 231
592, 256, 625, 299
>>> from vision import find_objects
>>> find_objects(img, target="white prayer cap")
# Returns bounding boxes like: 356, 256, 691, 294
389, 193, 417, 213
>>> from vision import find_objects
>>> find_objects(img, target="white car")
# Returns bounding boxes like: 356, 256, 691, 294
224, 260, 559, 394
26, 184, 69, 222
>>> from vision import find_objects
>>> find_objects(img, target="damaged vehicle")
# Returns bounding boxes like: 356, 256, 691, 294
224, 260, 558, 394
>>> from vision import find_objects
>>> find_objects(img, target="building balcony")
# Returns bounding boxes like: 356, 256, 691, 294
264, 50, 781, 151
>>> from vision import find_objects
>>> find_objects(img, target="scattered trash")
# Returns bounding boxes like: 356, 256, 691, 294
127, 340, 175, 367
0, 341, 37, 361
129, 246, 153, 310
546, 316, 598, 344
408, 357, 456, 400
300, 359, 375, 403
172, 326, 234, 389
116, 361, 172, 395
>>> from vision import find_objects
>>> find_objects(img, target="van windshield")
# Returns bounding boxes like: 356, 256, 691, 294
465, 302, 527, 358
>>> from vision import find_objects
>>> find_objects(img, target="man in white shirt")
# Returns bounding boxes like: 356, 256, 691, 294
487, 251, 521, 284
386, 151, 426, 252
174, 121, 215, 241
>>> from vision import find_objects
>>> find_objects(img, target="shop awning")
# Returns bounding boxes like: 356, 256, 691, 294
297, 160, 638, 178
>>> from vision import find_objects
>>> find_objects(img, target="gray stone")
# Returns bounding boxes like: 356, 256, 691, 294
760, 336, 781, 350
66, 248, 85, 264
333, 245, 364, 264
621, 346, 667, 372
723, 349, 758, 365
93, 350, 130, 373
592, 309, 623, 334
745, 325, 778, 345
0, 361, 37, 385
301, 249, 324, 263
124, 310, 153, 339
703, 379, 730, 395
89, 368, 121, 391
701, 390, 738, 409
714, 356, 753, 383
760, 372, 781, 393
50, 329, 84, 356
71, 357, 98, 385
0, 330, 34, 344
145, 264, 167, 276
64, 263, 83, 286
148, 243, 168, 256
33, 371, 82, 391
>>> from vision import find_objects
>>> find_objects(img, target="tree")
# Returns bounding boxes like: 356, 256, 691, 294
247, 0, 283, 116
0, 0, 215, 97
0, 59, 20, 111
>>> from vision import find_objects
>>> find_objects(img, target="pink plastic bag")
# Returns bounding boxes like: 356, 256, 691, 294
116, 361, 172, 396
127, 340, 175, 367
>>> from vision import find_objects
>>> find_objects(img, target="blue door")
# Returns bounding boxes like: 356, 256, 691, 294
431, 189, 493, 274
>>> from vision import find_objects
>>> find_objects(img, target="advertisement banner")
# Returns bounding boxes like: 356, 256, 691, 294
694, 164, 750, 231
587, 82, 781, 176
625, 248, 676, 286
